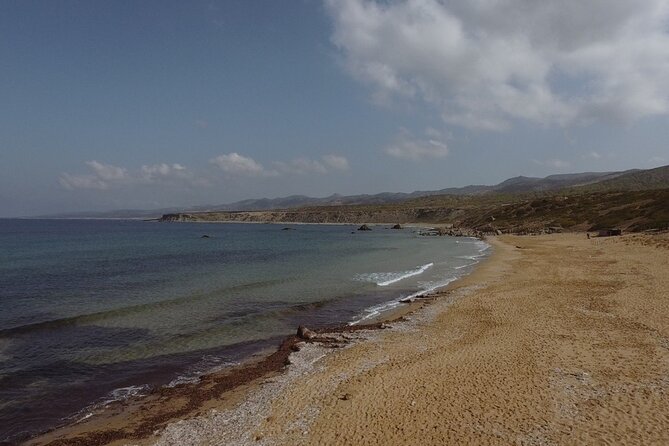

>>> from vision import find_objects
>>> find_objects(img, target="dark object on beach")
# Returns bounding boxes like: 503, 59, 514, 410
358, 224, 372, 231
297, 325, 317, 340
391, 224, 403, 229
201, 235, 210, 238
281, 227, 296, 231
598, 228, 622, 237
495, 229, 503, 235
339, 393, 352, 401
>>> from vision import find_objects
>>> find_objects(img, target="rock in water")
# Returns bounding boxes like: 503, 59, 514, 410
391, 224, 403, 229
358, 224, 372, 231
297, 325, 317, 340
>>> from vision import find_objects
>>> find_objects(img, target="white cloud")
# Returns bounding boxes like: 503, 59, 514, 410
211, 153, 350, 176
323, 154, 350, 170
326, 0, 669, 130
209, 153, 277, 177
60, 161, 194, 190
385, 130, 449, 160
85, 161, 128, 181
140, 163, 188, 181
59, 161, 128, 190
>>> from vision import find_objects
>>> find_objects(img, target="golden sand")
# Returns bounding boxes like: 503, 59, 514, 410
246, 233, 669, 445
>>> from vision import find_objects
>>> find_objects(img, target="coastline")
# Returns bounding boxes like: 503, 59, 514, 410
31, 232, 669, 445
203, 232, 667, 446
26, 233, 490, 446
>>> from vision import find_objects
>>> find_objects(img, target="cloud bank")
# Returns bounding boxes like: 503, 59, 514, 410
60, 153, 351, 191
209, 153, 350, 177
326, 0, 669, 130
59, 161, 195, 190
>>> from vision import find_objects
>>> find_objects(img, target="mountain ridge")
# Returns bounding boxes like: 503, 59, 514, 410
41, 165, 669, 219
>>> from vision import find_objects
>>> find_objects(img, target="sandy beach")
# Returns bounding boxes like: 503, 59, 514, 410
31, 232, 669, 445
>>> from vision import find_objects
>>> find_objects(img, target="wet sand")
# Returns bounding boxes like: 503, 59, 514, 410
32, 233, 669, 445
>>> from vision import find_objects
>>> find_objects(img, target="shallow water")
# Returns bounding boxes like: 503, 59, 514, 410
0, 219, 488, 442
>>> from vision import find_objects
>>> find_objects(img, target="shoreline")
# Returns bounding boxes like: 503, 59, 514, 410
25, 297, 462, 446
29, 232, 669, 444
26, 235, 491, 446
211, 232, 668, 445
83, 231, 669, 445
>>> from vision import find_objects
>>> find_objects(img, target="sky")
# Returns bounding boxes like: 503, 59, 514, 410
2, 0, 669, 217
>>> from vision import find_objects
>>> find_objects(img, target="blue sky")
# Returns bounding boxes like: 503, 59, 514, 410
2, 0, 668, 217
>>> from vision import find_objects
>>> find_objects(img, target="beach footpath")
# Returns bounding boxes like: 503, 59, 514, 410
33, 233, 669, 446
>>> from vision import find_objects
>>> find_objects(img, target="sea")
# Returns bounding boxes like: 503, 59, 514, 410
0, 219, 489, 443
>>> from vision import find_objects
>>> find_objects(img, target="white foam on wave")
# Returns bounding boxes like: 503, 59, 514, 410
400, 276, 458, 302
351, 239, 491, 323
356, 262, 434, 287
454, 262, 476, 270
100, 384, 151, 406
167, 355, 238, 388
349, 299, 403, 325
67, 384, 152, 425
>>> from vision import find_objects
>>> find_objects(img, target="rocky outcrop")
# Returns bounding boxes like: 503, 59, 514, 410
160, 213, 196, 222
420, 227, 486, 238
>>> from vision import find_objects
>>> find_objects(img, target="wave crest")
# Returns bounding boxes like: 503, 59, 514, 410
356, 263, 434, 287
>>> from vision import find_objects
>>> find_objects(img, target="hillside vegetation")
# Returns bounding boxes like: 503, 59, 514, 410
161, 188, 669, 234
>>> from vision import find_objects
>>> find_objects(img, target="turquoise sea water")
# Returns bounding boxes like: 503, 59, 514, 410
0, 219, 488, 442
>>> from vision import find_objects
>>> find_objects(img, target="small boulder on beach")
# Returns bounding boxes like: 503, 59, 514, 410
297, 325, 317, 340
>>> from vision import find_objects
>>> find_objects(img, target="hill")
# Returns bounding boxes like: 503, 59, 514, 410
44, 165, 669, 219
160, 188, 669, 234
568, 165, 669, 193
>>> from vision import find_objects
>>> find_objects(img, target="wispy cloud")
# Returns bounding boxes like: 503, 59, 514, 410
59, 161, 128, 190
326, 0, 669, 130
60, 161, 196, 190
209, 153, 277, 177
210, 153, 351, 177
322, 154, 350, 171
385, 129, 449, 161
